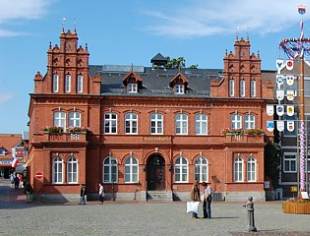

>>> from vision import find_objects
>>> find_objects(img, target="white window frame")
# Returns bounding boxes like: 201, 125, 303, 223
195, 156, 208, 182
104, 113, 117, 134
128, 83, 138, 93
68, 112, 81, 128
52, 156, 63, 184
195, 113, 208, 135
125, 113, 138, 134
77, 75, 83, 93
231, 113, 242, 129
67, 155, 78, 184
283, 153, 297, 173
103, 156, 118, 183
234, 156, 243, 182
250, 80, 256, 97
53, 74, 59, 93
65, 74, 71, 93
150, 113, 163, 135
174, 156, 188, 183
247, 156, 256, 182
54, 112, 66, 130
245, 114, 255, 129
229, 79, 235, 97
240, 80, 245, 97
175, 84, 185, 94
124, 156, 139, 183
175, 113, 188, 135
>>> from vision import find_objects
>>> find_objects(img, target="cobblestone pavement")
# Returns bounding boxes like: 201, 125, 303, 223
0, 179, 310, 236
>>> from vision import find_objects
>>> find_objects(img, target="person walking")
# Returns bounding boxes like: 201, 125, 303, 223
202, 182, 213, 218
14, 175, 20, 189
190, 181, 201, 219
80, 184, 87, 205
98, 183, 104, 204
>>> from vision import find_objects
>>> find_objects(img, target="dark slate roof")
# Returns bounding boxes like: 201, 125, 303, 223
89, 65, 275, 98
151, 53, 168, 63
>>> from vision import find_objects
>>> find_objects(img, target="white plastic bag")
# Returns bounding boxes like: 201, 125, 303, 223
186, 201, 200, 214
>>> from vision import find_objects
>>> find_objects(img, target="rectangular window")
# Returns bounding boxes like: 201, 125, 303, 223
195, 114, 208, 135
150, 113, 163, 134
283, 153, 297, 173
175, 114, 188, 135
245, 114, 255, 129
229, 79, 235, 97
65, 75, 71, 93
104, 113, 117, 134
53, 74, 59, 93
77, 75, 83, 93
240, 80, 245, 97
231, 114, 242, 129
175, 84, 185, 94
250, 80, 256, 97
128, 83, 138, 93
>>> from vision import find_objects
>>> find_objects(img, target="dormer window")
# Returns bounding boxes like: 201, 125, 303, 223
128, 83, 138, 94
175, 84, 185, 94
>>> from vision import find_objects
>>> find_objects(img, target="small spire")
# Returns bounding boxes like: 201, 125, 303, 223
49, 41, 52, 49
225, 49, 228, 56
257, 50, 260, 58
62, 17, 66, 32
236, 26, 239, 41
73, 18, 77, 33
131, 63, 134, 72
85, 43, 88, 51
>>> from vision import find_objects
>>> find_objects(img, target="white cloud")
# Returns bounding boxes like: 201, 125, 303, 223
144, 0, 310, 38
0, 0, 51, 37
0, 93, 13, 104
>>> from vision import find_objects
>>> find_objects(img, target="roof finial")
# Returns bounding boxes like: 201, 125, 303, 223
236, 26, 239, 41
62, 17, 66, 32
49, 41, 52, 49
73, 17, 77, 33
131, 63, 134, 72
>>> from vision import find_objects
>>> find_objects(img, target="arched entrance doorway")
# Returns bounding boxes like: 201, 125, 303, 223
146, 154, 165, 190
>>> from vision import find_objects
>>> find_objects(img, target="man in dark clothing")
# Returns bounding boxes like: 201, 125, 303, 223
80, 185, 87, 205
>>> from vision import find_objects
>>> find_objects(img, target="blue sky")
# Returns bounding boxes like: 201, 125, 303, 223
0, 0, 309, 133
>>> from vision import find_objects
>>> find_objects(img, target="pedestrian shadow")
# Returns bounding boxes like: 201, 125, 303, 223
210, 216, 239, 219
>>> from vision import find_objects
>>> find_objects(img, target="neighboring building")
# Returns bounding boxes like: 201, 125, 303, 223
278, 64, 310, 198
28, 30, 275, 202
0, 134, 27, 178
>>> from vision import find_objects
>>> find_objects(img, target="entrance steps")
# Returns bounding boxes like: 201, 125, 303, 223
147, 191, 173, 201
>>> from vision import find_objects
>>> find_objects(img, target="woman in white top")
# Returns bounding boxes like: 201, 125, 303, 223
98, 183, 104, 204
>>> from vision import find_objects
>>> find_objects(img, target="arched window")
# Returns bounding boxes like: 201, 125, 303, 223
231, 113, 242, 130
247, 156, 256, 182
195, 156, 208, 182
234, 156, 243, 182
103, 156, 118, 183
52, 156, 63, 184
195, 113, 208, 135
150, 113, 163, 134
175, 113, 188, 135
125, 112, 138, 134
245, 114, 255, 129
174, 156, 188, 183
54, 112, 66, 129
125, 156, 139, 183
69, 112, 81, 128
53, 74, 59, 93
65, 74, 71, 93
67, 155, 78, 183
104, 113, 117, 134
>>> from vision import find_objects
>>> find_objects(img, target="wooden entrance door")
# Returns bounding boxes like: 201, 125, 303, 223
147, 155, 165, 190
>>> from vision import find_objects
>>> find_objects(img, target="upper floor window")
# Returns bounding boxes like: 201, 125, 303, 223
234, 156, 243, 182
175, 84, 185, 95
174, 156, 188, 183
52, 156, 63, 184
175, 113, 188, 135
104, 113, 117, 134
229, 79, 235, 97
125, 112, 138, 134
65, 74, 71, 93
67, 155, 78, 184
150, 113, 163, 134
283, 153, 296, 173
54, 112, 66, 129
77, 75, 83, 93
53, 74, 59, 93
240, 80, 245, 97
68, 112, 81, 128
231, 113, 242, 129
195, 113, 208, 135
250, 80, 256, 97
124, 156, 139, 183
103, 156, 118, 183
195, 156, 208, 182
127, 83, 138, 94
247, 156, 256, 182
245, 114, 255, 129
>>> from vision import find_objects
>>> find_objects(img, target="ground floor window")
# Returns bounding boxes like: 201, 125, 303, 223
103, 156, 118, 183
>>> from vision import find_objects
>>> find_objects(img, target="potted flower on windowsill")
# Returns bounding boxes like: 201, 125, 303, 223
43, 127, 64, 135
67, 127, 88, 134
243, 129, 264, 136
223, 128, 244, 136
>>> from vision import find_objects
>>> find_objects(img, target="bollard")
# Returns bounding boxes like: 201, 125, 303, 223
244, 196, 257, 232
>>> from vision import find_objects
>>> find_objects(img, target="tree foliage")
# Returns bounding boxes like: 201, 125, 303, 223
264, 141, 281, 188
165, 57, 186, 69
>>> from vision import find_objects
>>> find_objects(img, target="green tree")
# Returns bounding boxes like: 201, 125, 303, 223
264, 141, 281, 188
189, 64, 199, 69
165, 57, 186, 70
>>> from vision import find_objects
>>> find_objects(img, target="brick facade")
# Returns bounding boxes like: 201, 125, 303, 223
28, 30, 275, 201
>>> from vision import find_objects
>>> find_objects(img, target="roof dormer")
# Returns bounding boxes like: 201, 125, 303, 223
169, 72, 189, 95
123, 72, 143, 94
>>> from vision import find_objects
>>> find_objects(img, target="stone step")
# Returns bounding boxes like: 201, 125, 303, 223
147, 191, 173, 201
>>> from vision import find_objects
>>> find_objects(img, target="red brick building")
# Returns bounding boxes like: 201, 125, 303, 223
28, 30, 275, 201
